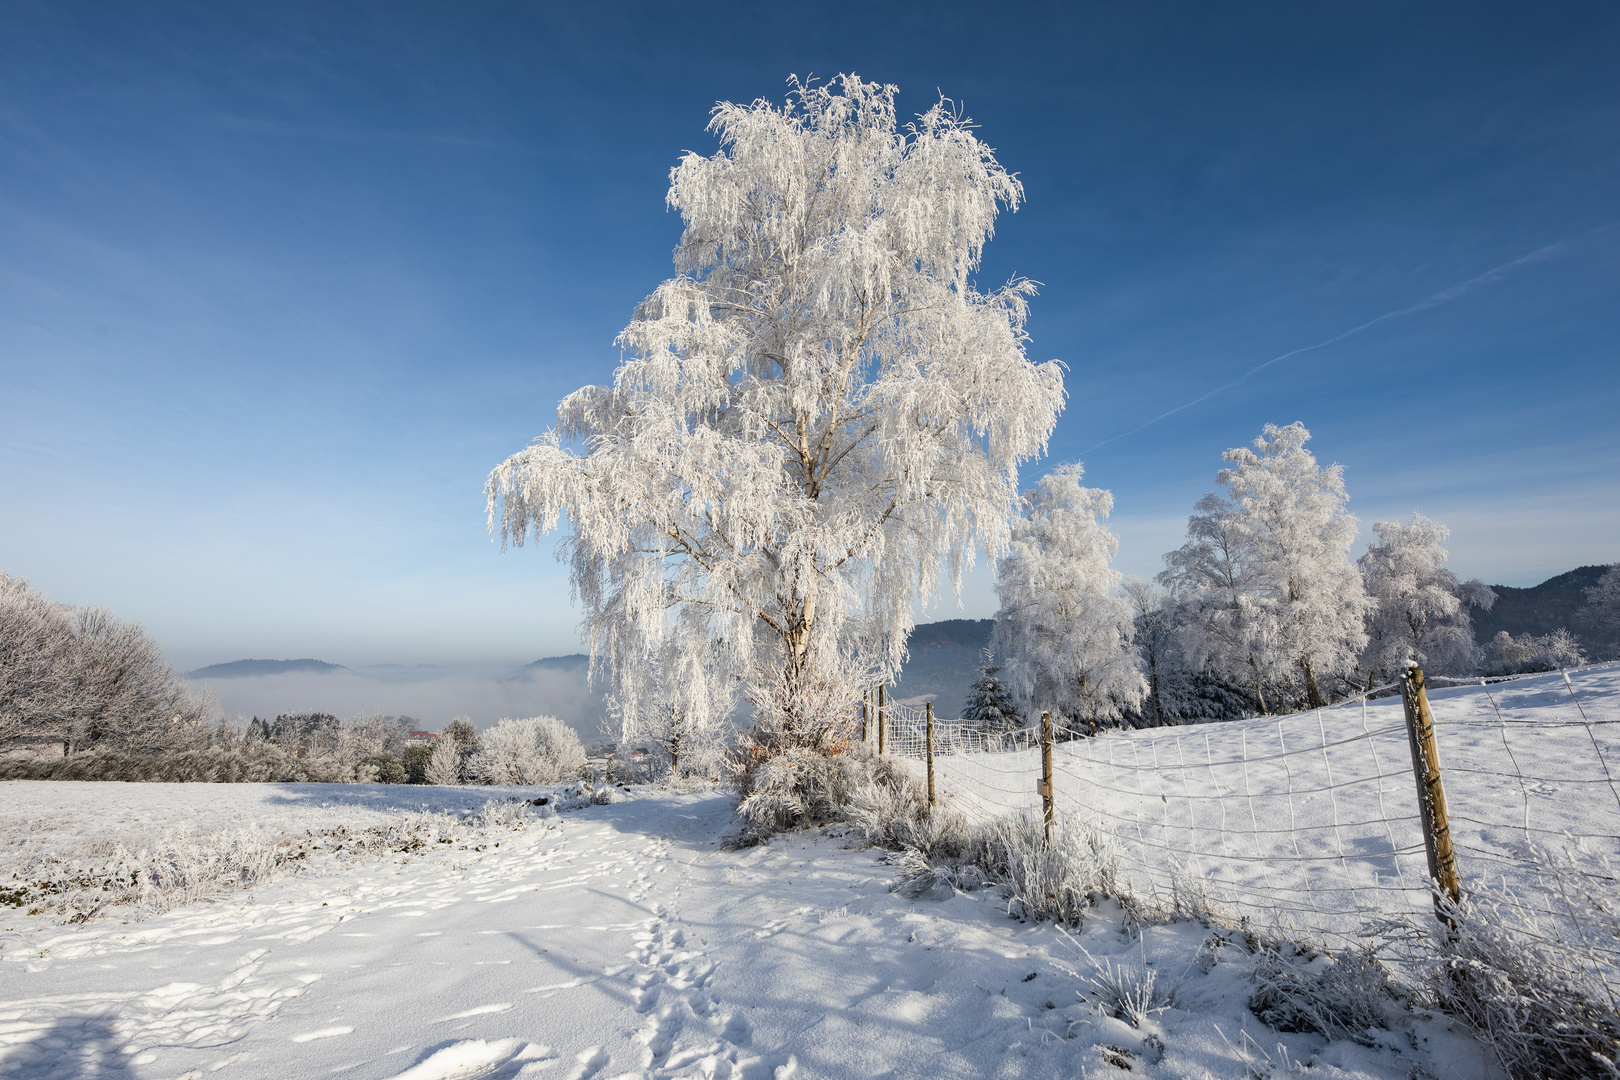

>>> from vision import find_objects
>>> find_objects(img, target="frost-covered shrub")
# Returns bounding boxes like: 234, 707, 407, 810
844, 761, 972, 859
402, 743, 432, 784
972, 812, 1124, 928
357, 752, 407, 785
0, 742, 329, 783
0, 572, 214, 756
1482, 630, 1587, 676
423, 735, 462, 785
469, 716, 587, 785
1247, 941, 1399, 1044
1086, 956, 1172, 1028
1427, 887, 1620, 1080
731, 747, 862, 842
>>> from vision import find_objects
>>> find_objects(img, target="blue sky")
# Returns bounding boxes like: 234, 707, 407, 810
3, 1, 1617, 670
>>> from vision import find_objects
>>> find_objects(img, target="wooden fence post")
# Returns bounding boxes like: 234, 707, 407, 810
1400, 663, 1462, 921
925, 701, 936, 809
1039, 711, 1055, 845
860, 690, 869, 747
877, 684, 886, 756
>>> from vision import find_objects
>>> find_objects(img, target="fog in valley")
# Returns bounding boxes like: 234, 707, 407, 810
185, 660, 610, 740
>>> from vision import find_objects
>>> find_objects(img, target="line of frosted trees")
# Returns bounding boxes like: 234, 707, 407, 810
485, 75, 1617, 790
983, 421, 1600, 735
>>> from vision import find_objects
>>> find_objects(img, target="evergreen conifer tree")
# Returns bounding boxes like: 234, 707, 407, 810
962, 652, 1022, 734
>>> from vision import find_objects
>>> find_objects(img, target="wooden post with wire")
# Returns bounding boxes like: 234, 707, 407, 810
877, 684, 887, 756
925, 701, 936, 809
860, 689, 869, 747
1038, 711, 1055, 844
1400, 663, 1462, 922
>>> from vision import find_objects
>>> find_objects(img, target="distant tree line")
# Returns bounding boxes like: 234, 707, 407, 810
978, 424, 1616, 738
0, 571, 599, 784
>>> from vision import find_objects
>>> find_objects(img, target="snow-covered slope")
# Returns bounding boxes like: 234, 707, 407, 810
929, 664, 1620, 953
1, 783, 1491, 1080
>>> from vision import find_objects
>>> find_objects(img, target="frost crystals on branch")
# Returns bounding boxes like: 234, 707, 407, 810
992, 464, 1145, 733
486, 75, 1065, 750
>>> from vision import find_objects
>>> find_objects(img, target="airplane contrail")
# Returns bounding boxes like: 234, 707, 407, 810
1076, 236, 1579, 457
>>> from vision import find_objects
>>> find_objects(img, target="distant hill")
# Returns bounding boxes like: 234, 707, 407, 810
505, 654, 592, 681
1473, 564, 1618, 658
186, 658, 346, 679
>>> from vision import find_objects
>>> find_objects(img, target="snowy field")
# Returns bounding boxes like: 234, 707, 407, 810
0, 781, 1495, 1080
925, 664, 1620, 957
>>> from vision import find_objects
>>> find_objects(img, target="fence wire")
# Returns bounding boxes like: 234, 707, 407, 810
874, 664, 1620, 977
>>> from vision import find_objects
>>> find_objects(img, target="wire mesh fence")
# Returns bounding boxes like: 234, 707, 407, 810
873, 664, 1620, 976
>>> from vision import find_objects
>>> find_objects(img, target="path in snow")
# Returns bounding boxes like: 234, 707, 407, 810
0, 784, 1493, 1080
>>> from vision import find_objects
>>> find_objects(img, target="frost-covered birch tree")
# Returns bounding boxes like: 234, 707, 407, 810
1161, 423, 1368, 711
1159, 492, 1275, 712
1358, 513, 1495, 682
486, 76, 1065, 751
992, 464, 1145, 731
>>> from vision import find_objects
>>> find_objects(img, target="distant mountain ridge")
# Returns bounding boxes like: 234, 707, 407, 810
186, 658, 346, 679
1473, 564, 1618, 657
504, 654, 592, 682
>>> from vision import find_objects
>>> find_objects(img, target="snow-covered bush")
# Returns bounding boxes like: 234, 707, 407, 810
1482, 629, 1587, 676
0, 572, 214, 756
975, 812, 1124, 928
731, 748, 863, 843
1247, 941, 1399, 1044
423, 734, 463, 785
469, 716, 587, 785
845, 761, 973, 859
1427, 887, 1620, 1080
1085, 956, 1173, 1028
485, 74, 1064, 761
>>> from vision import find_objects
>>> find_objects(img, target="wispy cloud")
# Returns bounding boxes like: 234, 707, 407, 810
1077, 231, 1605, 456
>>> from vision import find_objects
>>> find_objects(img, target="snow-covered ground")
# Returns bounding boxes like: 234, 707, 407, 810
1, 781, 1495, 1080
927, 664, 1620, 954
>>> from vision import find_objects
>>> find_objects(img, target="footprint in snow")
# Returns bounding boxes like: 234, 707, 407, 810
623, 914, 760, 1078
382, 1038, 553, 1080
562, 1045, 609, 1080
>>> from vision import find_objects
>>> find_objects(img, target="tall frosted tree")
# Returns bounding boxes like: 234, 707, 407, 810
992, 464, 1145, 730
1162, 423, 1369, 711
1358, 513, 1495, 682
486, 76, 1065, 751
